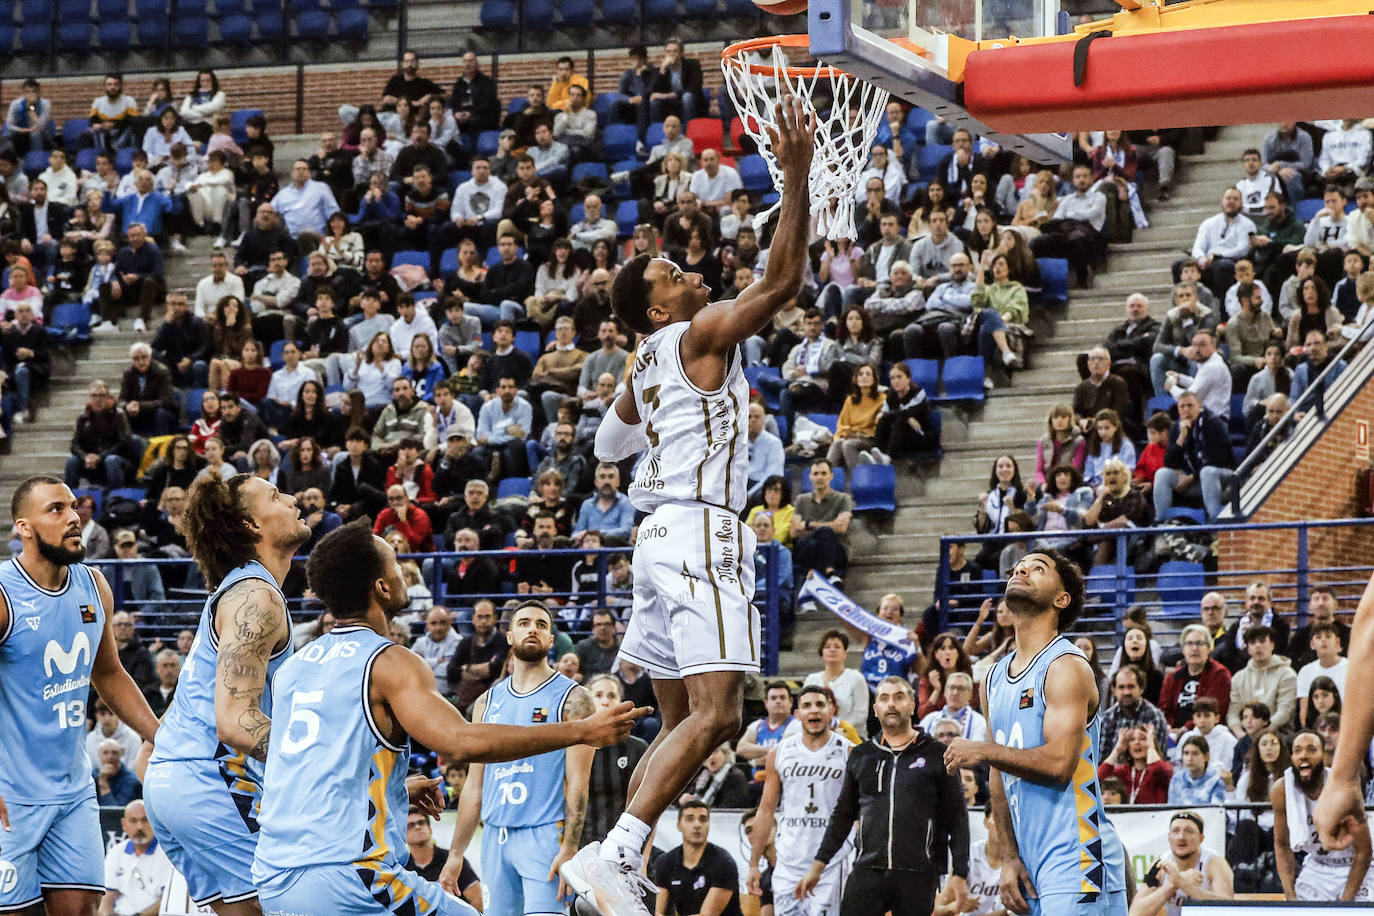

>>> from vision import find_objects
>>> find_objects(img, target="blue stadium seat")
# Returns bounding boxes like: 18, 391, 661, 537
475, 130, 501, 157
606, 158, 639, 199
269, 339, 287, 369
1295, 197, 1325, 222
514, 330, 542, 362
184, 388, 208, 422
135, 0, 167, 15
293, 9, 329, 37
571, 162, 607, 186
17, 23, 51, 53
136, 17, 167, 45
568, 202, 586, 225
721, 0, 753, 12
21, 149, 47, 178
1229, 393, 1247, 444
1033, 257, 1069, 305
476, 0, 514, 28
174, 15, 210, 46
252, 7, 283, 33
73, 488, 103, 517
448, 170, 471, 192
0, 24, 14, 50
506, 97, 528, 115
937, 355, 985, 402
178, 0, 208, 13
902, 358, 939, 394
391, 250, 428, 270
62, 118, 90, 151
644, 121, 666, 149
364, 0, 396, 9
683, 0, 714, 15
1146, 394, 1175, 417
1086, 563, 1136, 608
96, 19, 131, 47
286, 0, 316, 10
643, 0, 675, 19
799, 463, 843, 493
56, 22, 91, 49
335, 6, 367, 37
738, 154, 771, 192
905, 106, 935, 141
761, 191, 779, 207
603, 124, 638, 161
614, 200, 638, 238
592, 92, 617, 128
558, 0, 592, 27
915, 143, 950, 182
496, 476, 531, 500
484, 245, 521, 266
1157, 559, 1206, 616
599, 0, 635, 21
523, 0, 553, 28
57, 0, 92, 20
805, 413, 838, 433
216, 13, 251, 41
231, 108, 264, 145
49, 302, 91, 343
1161, 507, 1207, 524
743, 366, 781, 409
214, 0, 247, 14
439, 247, 460, 274
74, 149, 97, 173
850, 464, 896, 513
20, 0, 50, 18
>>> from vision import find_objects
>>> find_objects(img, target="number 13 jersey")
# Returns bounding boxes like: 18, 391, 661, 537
628, 322, 750, 516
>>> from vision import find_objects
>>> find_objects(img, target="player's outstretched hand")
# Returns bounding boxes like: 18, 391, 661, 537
999, 857, 1036, 915
579, 701, 651, 747
1313, 775, 1368, 850
406, 775, 445, 820
764, 95, 816, 179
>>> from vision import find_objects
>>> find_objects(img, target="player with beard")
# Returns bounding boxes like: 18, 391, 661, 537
1130, 812, 1232, 916
142, 474, 312, 916
250, 521, 643, 914
0, 476, 159, 916
441, 600, 599, 916
1315, 571, 1374, 853
747, 686, 853, 916
1273, 730, 1372, 901
944, 550, 1128, 916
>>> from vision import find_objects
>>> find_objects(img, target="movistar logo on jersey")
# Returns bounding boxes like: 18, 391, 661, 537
43, 632, 92, 677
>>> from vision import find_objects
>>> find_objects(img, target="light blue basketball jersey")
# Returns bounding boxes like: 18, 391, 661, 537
253, 626, 410, 874
150, 562, 292, 784
0, 559, 104, 804
986, 636, 1126, 900
480, 671, 576, 828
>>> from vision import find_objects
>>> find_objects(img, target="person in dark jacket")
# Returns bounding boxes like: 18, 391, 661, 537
330, 425, 387, 519
105, 223, 165, 330
65, 379, 136, 488
1213, 580, 1291, 674
1152, 391, 1235, 521
150, 291, 211, 387
876, 360, 938, 458
648, 39, 705, 123
448, 52, 501, 142
443, 478, 509, 551
117, 341, 177, 436
234, 202, 296, 292
0, 297, 49, 424
801, 675, 969, 916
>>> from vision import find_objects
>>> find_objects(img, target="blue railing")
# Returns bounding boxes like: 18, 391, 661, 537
931, 517, 1374, 640
92, 542, 784, 674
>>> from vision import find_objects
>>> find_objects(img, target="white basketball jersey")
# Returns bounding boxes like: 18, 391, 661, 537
773, 732, 852, 871
1162, 850, 1215, 916
965, 840, 1002, 916
628, 321, 750, 515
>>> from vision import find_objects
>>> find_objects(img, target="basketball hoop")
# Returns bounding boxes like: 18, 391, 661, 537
721, 34, 890, 241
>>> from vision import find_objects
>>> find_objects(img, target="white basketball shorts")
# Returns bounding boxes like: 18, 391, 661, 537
619, 502, 759, 679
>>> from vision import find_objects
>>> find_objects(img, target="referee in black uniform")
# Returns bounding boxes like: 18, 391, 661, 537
800, 675, 970, 916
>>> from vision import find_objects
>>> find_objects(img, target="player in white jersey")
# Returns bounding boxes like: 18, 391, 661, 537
1130, 812, 1233, 916
1274, 730, 1373, 902
562, 96, 817, 916
1315, 570, 1374, 851
748, 686, 853, 916
0, 476, 160, 916
935, 810, 1008, 916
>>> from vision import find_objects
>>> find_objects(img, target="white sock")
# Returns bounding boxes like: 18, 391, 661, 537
600, 813, 652, 865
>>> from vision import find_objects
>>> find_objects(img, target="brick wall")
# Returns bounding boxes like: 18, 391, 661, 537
12, 41, 737, 135
1217, 378, 1374, 593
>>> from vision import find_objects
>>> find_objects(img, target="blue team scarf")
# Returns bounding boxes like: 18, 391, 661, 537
798, 573, 917, 651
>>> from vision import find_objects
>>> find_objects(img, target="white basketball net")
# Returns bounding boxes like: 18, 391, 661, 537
721, 42, 890, 240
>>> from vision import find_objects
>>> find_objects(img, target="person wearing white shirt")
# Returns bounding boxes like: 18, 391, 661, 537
270, 159, 341, 239
1186, 187, 1256, 295
85, 702, 143, 770
1224, 260, 1274, 318
447, 156, 506, 251
552, 84, 598, 146
1302, 185, 1351, 254
1315, 118, 1372, 185
250, 251, 302, 318
1345, 176, 1374, 258
1167, 329, 1232, 417
916, 671, 989, 741
388, 294, 439, 361
194, 251, 245, 318
746, 402, 784, 500
187, 150, 236, 236
1236, 148, 1285, 218
688, 148, 743, 212
568, 192, 617, 251
647, 115, 695, 166
1053, 163, 1108, 232
102, 801, 173, 916
1294, 622, 1348, 710
852, 143, 904, 206
36, 149, 79, 206
264, 340, 315, 428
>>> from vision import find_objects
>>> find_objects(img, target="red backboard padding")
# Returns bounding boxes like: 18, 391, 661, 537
964, 15, 1374, 134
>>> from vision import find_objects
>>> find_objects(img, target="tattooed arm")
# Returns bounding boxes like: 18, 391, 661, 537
213, 581, 290, 761
549, 684, 596, 892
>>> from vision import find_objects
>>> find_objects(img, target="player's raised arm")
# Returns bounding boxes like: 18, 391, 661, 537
212, 579, 290, 761
683, 96, 816, 354
1315, 568, 1374, 848
88, 567, 160, 744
